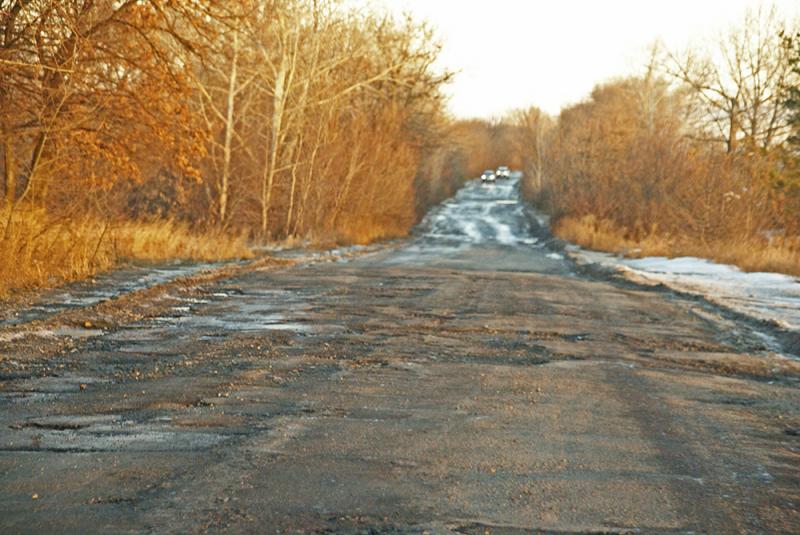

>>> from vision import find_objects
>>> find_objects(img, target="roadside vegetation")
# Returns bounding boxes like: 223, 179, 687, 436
0, 207, 252, 293
0, 0, 474, 296
5, 3, 796, 298
510, 5, 800, 275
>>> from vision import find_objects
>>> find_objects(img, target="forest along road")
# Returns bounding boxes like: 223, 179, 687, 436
1, 178, 799, 534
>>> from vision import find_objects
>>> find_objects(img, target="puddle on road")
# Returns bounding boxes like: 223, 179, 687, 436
1, 410, 231, 453
153, 314, 310, 333
9, 373, 110, 394
21, 414, 122, 429
1, 283, 314, 357
0, 392, 61, 404
148, 288, 314, 336
51, 327, 105, 338
1, 424, 229, 452
0, 373, 111, 404
68, 285, 318, 360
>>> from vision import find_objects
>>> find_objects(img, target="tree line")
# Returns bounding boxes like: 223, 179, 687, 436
509, 5, 799, 273
0, 0, 477, 249
0, 0, 494, 294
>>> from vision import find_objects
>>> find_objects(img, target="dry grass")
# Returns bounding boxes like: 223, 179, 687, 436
323, 215, 410, 246
554, 215, 674, 257
697, 239, 800, 276
0, 206, 252, 297
554, 215, 800, 276
110, 219, 251, 262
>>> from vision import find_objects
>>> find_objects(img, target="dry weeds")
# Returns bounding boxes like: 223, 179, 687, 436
555, 215, 800, 276
320, 215, 410, 246
0, 207, 252, 297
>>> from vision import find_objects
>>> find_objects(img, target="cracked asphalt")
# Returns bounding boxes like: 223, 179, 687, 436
1, 179, 799, 534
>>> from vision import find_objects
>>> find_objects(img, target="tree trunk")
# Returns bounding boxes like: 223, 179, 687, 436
535, 121, 545, 191
2, 122, 14, 205
284, 135, 303, 236
727, 99, 739, 153
19, 131, 47, 204
329, 142, 362, 228
284, 35, 320, 237
261, 53, 288, 237
1, 4, 22, 206
219, 32, 239, 224
292, 128, 323, 236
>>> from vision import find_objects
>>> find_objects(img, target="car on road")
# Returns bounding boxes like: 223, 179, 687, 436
481, 169, 496, 183
496, 166, 511, 179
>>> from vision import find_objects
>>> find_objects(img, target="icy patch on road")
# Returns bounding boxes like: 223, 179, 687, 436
461, 220, 482, 242
569, 247, 800, 331
414, 178, 539, 247
493, 221, 516, 245
377, 177, 561, 268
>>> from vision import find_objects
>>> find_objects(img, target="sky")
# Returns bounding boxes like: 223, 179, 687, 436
369, 0, 800, 119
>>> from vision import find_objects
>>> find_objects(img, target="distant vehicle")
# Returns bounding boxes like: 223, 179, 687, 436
496, 166, 511, 179
481, 169, 496, 182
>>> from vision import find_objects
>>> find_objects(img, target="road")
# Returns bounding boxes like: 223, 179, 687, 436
1, 178, 799, 534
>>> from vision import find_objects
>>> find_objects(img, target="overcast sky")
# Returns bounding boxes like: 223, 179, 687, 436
370, 0, 800, 119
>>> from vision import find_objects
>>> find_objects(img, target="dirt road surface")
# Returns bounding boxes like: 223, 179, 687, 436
1, 179, 799, 534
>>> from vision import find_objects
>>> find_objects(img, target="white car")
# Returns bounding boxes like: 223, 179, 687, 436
481, 169, 496, 182
496, 166, 511, 178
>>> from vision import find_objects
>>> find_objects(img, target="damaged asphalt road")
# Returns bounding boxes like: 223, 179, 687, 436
1, 179, 799, 534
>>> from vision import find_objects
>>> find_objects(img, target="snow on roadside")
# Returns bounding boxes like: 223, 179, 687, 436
567, 245, 800, 332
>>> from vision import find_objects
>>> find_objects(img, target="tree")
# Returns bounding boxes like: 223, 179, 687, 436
508, 107, 553, 193
0, 0, 212, 214
1, 0, 454, 250
784, 31, 800, 148
664, 4, 797, 152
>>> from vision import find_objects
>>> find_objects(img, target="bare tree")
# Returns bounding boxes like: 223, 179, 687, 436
664, 4, 798, 152
509, 107, 553, 192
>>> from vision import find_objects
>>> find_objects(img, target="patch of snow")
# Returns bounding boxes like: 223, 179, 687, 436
568, 246, 800, 332
546, 252, 564, 260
